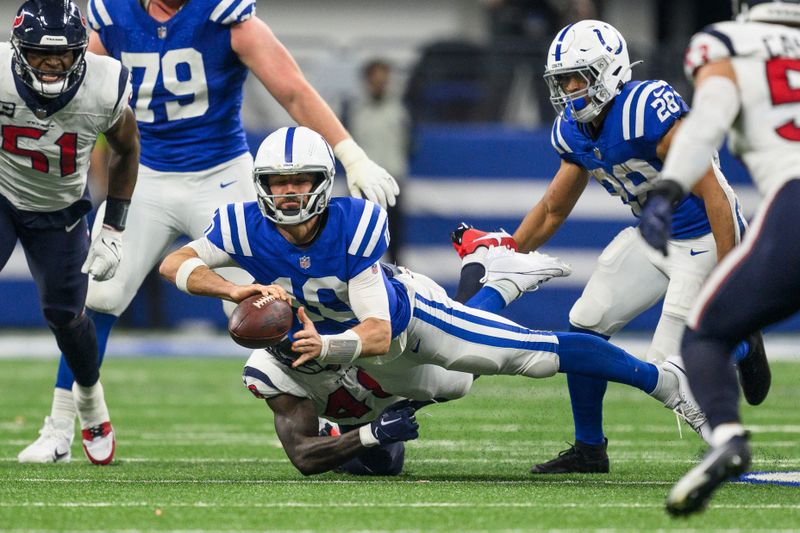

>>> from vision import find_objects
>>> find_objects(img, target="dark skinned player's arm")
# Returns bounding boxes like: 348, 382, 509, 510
267, 394, 365, 476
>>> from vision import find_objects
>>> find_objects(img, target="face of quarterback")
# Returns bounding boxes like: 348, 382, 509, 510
266, 173, 317, 212
25, 50, 75, 83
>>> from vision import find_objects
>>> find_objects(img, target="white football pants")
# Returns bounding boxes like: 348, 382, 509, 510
568, 226, 719, 363
87, 153, 256, 316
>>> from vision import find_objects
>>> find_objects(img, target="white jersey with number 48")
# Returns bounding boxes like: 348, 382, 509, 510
684, 21, 800, 195
0, 43, 131, 212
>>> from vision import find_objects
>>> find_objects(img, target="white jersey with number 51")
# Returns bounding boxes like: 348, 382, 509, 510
0, 43, 130, 212
685, 21, 800, 194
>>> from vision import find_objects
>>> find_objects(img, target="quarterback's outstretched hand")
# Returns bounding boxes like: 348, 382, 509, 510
334, 138, 399, 209
639, 179, 685, 256
82, 225, 123, 281
363, 404, 419, 446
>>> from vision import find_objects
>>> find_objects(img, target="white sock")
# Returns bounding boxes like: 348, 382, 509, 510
50, 387, 77, 422
711, 423, 746, 447
484, 279, 519, 305
649, 366, 678, 404
72, 381, 110, 429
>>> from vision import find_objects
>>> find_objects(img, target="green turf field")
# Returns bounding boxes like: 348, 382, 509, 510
1, 357, 799, 532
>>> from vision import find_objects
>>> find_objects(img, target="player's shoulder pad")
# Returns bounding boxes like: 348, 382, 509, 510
341, 197, 389, 258
242, 350, 309, 400
208, 0, 256, 26
84, 54, 131, 116
684, 22, 740, 79
86, 0, 118, 31
617, 79, 687, 141
205, 202, 255, 257
550, 114, 575, 156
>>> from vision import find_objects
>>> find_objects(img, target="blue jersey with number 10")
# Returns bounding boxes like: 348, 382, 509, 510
87, 0, 254, 172
204, 197, 412, 340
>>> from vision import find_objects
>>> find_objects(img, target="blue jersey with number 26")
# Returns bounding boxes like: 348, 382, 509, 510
87, 0, 254, 172
551, 80, 713, 239
204, 197, 412, 340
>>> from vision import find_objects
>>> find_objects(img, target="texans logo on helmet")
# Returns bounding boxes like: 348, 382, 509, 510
13, 14, 23, 28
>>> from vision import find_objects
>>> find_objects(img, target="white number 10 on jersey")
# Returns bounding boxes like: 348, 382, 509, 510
121, 48, 209, 123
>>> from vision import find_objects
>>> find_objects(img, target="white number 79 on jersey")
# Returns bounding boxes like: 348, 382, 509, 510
121, 48, 209, 123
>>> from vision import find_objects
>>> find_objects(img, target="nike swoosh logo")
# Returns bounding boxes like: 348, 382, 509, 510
219, 180, 237, 189
410, 339, 421, 353
690, 249, 709, 256
65, 220, 81, 232
380, 418, 401, 427
53, 450, 69, 461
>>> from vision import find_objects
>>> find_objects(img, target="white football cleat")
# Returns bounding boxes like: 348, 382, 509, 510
81, 422, 115, 465
17, 416, 74, 464
482, 247, 572, 293
660, 357, 711, 443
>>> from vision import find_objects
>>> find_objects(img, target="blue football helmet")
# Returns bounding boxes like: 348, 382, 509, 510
733, 0, 800, 24
11, 0, 89, 98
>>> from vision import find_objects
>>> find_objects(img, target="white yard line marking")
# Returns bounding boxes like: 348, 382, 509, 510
1, 501, 799, 510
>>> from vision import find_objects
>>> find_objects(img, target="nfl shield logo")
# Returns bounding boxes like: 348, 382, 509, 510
157, 26, 167, 39
299, 256, 311, 269
593, 147, 602, 160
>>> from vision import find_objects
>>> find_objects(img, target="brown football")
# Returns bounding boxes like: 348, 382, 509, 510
228, 294, 293, 349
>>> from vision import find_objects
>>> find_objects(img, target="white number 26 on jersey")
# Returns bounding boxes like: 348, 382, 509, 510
121, 48, 209, 123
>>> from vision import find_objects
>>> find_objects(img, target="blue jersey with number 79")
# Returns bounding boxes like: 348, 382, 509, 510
86, 0, 254, 172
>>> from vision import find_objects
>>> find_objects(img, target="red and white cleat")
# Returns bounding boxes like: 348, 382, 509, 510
450, 222, 518, 259
81, 422, 115, 465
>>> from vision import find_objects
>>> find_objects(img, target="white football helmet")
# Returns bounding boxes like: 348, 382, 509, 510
733, 0, 800, 25
544, 20, 634, 123
253, 126, 335, 225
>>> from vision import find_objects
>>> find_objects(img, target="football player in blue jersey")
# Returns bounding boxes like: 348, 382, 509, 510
451, 19, 771, 474
19, 0, 400, 463
159, 126, 711, 473
4, 0, 140, 465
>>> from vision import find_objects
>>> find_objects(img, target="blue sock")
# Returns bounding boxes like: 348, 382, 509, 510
556, 330, 659, 393
561, 326, 610, 445
732, 340, 749, 363
55, 310, 118, 390
465, 286, 506, 314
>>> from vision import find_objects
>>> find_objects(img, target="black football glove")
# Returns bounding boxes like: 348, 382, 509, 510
639, 179, 685, 256
369, 405, 419, 445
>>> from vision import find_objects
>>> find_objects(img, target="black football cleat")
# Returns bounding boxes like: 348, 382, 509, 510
530, 439, 609, 474
666, 434, 751, 517
737, 331, 771, 405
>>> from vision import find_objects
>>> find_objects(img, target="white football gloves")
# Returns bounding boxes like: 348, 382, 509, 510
334, 138, 399, 209
82, 225, 123, 281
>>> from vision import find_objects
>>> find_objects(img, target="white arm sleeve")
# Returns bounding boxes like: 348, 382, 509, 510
661, 76, 741, 192
186, 238, 238, 268
348, 263, 391, 322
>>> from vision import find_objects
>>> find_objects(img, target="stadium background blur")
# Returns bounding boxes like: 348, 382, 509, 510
4, 0, 793, 345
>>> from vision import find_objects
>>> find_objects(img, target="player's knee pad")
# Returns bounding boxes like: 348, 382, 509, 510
43, 308, 79, 328
569, 294, 621, 336
86, 279, 129, 316
519, 352, 559, 378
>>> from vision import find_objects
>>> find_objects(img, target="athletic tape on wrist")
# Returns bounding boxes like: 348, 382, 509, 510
359, 424, 380, 447
175, 258, 207, 294
318, 330, 362, 364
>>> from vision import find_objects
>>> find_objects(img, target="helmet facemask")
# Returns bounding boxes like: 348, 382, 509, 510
544, 56, 615, 124
11, 0, 89, 99
11, 40, 87, 98
254, 169, 333, 225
